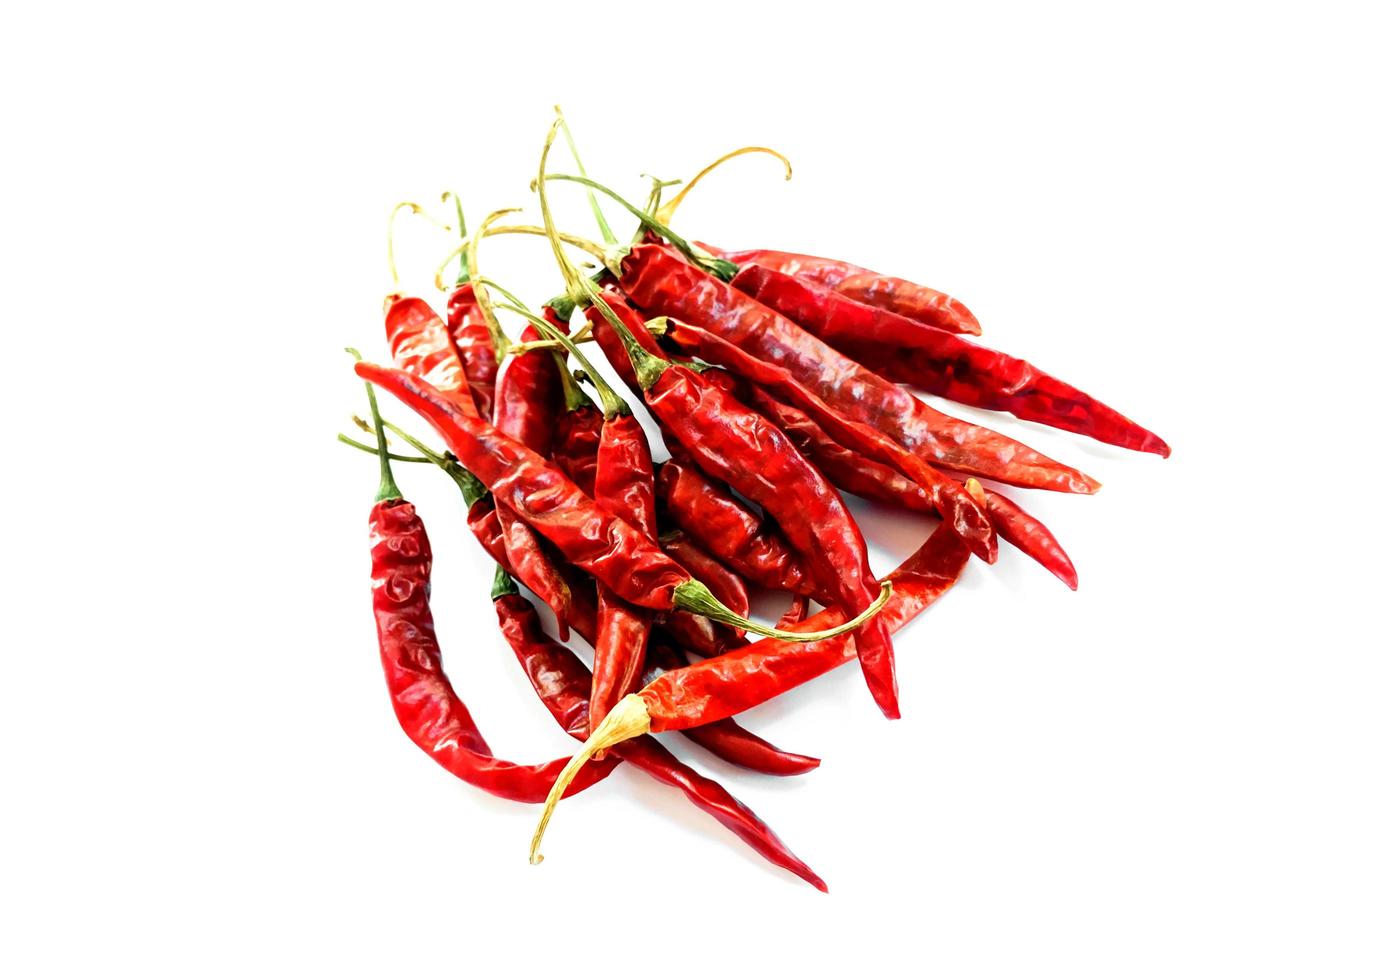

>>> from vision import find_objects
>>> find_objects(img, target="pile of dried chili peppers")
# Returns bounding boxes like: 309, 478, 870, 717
340, 115, 1168, 891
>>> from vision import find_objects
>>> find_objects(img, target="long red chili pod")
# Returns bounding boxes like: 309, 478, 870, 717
730, 264, 1170, 457
659, 529, 749, 619
701, 245, 982, 336
661, 316, 996, 561
617, 244, 1099, 493
356, 362, 885, 641
353, 361, 617, 803
444, 283, 500, 418
602, 314, 900, 720
493, 578, 826, 890
656, 459, 826, 601
530, 519, 971, 860
528, 315, 660, 735
967, 479, 1079, 590
742, 385, 936, 513
492, 324, 574, 638
644, 644, 819, 777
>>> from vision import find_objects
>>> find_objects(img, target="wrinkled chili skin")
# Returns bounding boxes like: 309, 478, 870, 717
662, 318, 995, 560
744, 386, 936, 513
660, 530, 749, 617
493, 325, 573, 637
639, 361, 899, 718
356, 363, 690, 608
656, 460, 823, 601
552, 403, 604, 495
730, 265, 1170, 457
701, 245, 981, 336
444, 283, 498, 418
642, 520, 971, 732
984, 490, 1079, 590
369, 498, 618, 801
644, 644, 819, 777
493, 592, 827, 891
384, 295, 480, 419
619, 245, 1098, 493
589, 411, 660, 730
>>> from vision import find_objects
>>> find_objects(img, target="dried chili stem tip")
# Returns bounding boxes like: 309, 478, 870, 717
529, 693, 652, 866
386, 202, 453, 295
656, 145, 792, 225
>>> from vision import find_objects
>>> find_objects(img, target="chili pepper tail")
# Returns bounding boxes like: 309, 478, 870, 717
681, 719, 821, 776
855, 619, 900, 719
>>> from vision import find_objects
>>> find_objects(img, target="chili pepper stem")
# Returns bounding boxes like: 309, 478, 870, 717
529, 693, 652, 866
491, 565, 519, 600
347, 348, 402, 502
528, 315, 628, 418
656, 146, 792, 225
337, 434, 433, 464
674, 579, 893, 642
441, 190, 470, 286
600, 305, 668, 390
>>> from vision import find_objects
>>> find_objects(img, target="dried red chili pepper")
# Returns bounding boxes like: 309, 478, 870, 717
656, 459, 825, 601
531, 517, 971, 860
355, 362, 886, 641
742, 385, 936, 513
701, 245, 982, 337
491, 323, 575, 638
599, 309, 900, 719
730, 264, 1170, 457
659, 529, 749, 620
383, 295, 481, 420
643, 643, 818, 777
659, 316, 996, 560
616, 243, 1099, 493
353, 358, 617, 803
494, 571, 826, 890
966, 478, 1079, 590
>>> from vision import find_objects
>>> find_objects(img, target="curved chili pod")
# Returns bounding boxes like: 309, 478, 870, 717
445, 283, 499, 418
661, 317, 995, 560
983, 488, 1079, 590
370, 498, 618, 802
644, 644, 819, 777
729, 264, 1170, 457
618, 244, 1098, 494
660, 529, 749, 618
494, 589, 827, 890
384, 295, 479, 419
656, 460, 824, 601
493, 326, 573, 638
608, 331, 899, 718
701, 245, 981, 336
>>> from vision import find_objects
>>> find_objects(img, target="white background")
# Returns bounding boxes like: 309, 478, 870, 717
3, 2, 1396, 976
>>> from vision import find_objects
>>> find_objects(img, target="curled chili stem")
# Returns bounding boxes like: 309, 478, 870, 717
673, 579, 895, 642
554, 105, 617, 246
387, 202, 453, 293
347, 348, 401, 502
540, 174, 739, 280
655, 146, 792, 225
467, 208, 521, 364
537, 119, 591, 310
530, 693, 652, 867
434, 226, 612, 290
641, 175, 682, 221
337, 434, 433, 464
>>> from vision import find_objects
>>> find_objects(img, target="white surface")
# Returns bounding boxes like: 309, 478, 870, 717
3, 2, 1397, 977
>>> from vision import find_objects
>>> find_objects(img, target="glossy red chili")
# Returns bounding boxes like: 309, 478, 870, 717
661, 316, 996, 561
730, 264, 1170, 457
444, 283, 499, 418
617, 244, 1099, 493
969, 480, 1079, 590
493, 579, 827, 890
702, 245, 982, 336
603, 318, 900, 719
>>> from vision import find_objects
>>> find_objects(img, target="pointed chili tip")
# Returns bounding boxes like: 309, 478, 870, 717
1059, 567, 1080, 591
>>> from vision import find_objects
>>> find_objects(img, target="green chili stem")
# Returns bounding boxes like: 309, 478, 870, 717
491, 564, 519, 600
541, 174, 739, 281
589, 285, 667, 391
347, 347, 402, 502
655, 146, 792, 225
526, 314, 627, 418
554, 106, 617, 246
338, 434, 433, 464
352, 414, 487, 507
442, 190, 470, 286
